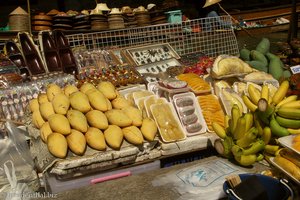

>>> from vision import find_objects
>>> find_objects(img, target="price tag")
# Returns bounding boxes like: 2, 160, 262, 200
290, 65, 300, 74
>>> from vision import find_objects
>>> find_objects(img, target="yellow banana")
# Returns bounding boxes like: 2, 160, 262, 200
233, 117, 246, 140
280, 100, 300, 109
264, 144, 280, 155
244, 113, 253, 132
242, 95, 258, 112
260, 84, 269, 102
272, 80, 289, 105
212, 122, 226, 139
276, 107, 300, 120
287, 128, 300, 135
235, 154, 257, 167
230, 105, 240, 134
262, 126, 271, 144
248, 84, 261, 105
224, 115, 230, 130
276, 95, 298, 108
254, 113, 264, 136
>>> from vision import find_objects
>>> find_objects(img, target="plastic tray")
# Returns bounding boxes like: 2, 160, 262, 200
150, 102, 186, 143
144, 95, 168, 119
172, 92, 207, 136
270, 157, 300, 185
278, 135, 300, 156
132, 90, 155, 106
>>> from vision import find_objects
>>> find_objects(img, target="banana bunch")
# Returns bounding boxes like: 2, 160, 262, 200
243, 80, 300, 137
213, 105, 266, 167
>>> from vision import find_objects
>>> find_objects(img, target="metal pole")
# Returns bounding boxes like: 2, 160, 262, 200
288, 0, 297, 43
27, 0, 32, 35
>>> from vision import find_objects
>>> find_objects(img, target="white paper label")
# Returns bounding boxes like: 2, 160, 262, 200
290, 65, 300, 74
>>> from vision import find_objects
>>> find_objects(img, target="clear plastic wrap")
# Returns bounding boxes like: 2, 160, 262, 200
0, 122, 38, 199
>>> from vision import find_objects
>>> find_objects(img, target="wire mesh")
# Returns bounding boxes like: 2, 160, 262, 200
66, 16, 239, 57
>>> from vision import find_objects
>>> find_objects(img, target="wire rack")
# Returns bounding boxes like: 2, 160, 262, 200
66, 15, 239, 57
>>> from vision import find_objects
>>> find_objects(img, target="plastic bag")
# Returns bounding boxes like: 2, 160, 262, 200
0, 122, 38, 199
0, 160, 32, 200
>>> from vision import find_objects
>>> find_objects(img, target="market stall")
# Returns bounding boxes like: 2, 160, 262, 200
0, 2, 300, 200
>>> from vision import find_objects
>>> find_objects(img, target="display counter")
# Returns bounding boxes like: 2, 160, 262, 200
35, 156, 271, 200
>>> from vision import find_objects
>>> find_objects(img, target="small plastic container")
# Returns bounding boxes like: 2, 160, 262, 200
165, 10, 182, 24
150, 102, 186, 143
172, 92, 207, 136
144, 95, 168, 119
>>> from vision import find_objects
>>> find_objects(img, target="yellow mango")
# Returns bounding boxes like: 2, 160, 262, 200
38, 93, 49, 104
104, 125, 123, 149
97, 81, 117, 100
122, 106, 143, 126
29, 98, 39, 113
105, 109, 132, 127
32, 110, 45, 129
48, 114, 71, 135
122, 126, 144, 145
47, 132, 68, 158
86, 88, 109, 112
85, 127, 106, 151
69, 91, 91, 113
140, 118, 157, 141
40, 122, 52, 142
111, 96, 132, 109
64, 84, 79, 97
52, 93, 70, 115
67, 110, 88, 133
85, 110, 108, 130
106, 98, 112, 110
66, 129, 86, 155
39, 101, 55, 121
80, 82, 96, 94
46, 83, 63, 101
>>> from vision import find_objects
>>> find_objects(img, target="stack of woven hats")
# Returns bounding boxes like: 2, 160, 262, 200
121, 6, 137, 28
90, 4, 110, 31
52, 12, 73, 30
108, 8, 125, 30
134, 6, 151, 27
73, 14, 90, 30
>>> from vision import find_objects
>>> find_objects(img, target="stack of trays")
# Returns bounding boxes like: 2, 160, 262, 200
135, 11, 151, 26
73, 14, 90, 30
90, 14, 108, 31
31, 13, 52, 31
52, 13, 73, 30
108, 8, 125, 30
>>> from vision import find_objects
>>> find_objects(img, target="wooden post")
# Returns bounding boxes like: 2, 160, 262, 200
288, 0, 297, 43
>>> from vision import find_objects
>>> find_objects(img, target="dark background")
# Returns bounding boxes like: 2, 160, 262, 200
0, 0, 295, 27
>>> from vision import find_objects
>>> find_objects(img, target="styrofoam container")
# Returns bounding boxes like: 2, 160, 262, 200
150, 102, 186, 143
172, 92, 208, 136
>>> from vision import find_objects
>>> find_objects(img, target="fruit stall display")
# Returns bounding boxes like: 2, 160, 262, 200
2, 35, 300, 192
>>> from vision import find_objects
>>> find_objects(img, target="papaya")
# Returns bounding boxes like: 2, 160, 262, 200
266, 53, 284, 80
246, 60, 268, 72
256, 37, 270, 55
251, 50, 268, 67
240, 48, 251, 61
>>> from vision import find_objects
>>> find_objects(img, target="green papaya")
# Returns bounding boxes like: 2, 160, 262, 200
256, 37, 270, 55
251, 50, 268, 67
246, 60, 268, 72
240, 48, 251, 61
266, 53, 284, 80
